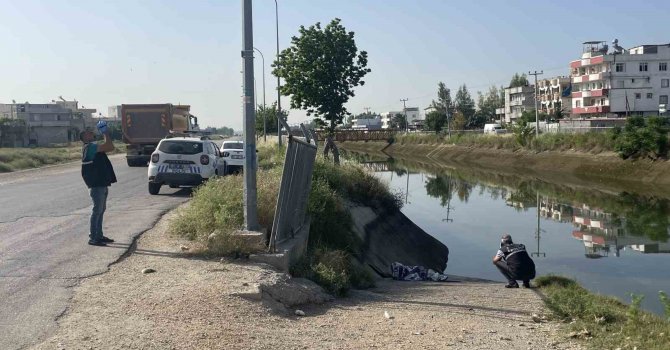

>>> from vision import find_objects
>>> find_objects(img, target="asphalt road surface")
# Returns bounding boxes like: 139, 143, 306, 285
0, 155, 190, 350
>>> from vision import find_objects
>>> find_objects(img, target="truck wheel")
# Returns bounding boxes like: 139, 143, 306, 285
127, 159, 136, 167
148, 182, 161, 195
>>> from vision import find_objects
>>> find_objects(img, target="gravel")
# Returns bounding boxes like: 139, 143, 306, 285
31, 209, 581, 350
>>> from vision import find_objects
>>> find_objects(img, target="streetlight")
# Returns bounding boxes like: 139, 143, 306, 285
274, 0, 283, 146
254, 47, 267, 142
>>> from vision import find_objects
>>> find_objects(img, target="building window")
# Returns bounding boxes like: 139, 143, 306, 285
661, 95, 669, 105
660, 62, 668, 71
635, 93, 641, 99
639, 62, 648, 72
662, 79, 670, 88
647, 93, 653, 99
576, 100, 581, 108
615, 63, 625, 72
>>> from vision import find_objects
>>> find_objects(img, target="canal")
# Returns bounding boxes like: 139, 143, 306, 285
345, 151, 670, 315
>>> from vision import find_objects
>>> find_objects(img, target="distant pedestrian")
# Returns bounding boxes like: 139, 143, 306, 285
80, 121, 117, 246
492, 234, 536, 288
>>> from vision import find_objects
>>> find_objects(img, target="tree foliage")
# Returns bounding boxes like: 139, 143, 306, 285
474, 85, 505, 127
272, 18, 371, 132
390, 113, 406, 130
424, 110, 447, 133
509, 73, 529, 88
255, 103, 287, 136
454, 84, 476, 129
451, 111, 467, 131
612, 116, 669, 160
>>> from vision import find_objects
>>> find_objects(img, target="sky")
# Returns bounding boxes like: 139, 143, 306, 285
1, 0, 669, 130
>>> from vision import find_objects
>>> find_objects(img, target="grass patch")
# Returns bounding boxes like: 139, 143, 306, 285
0, 142, 127, 173
170, 143, 392, 295
536, 275, 670, 349
393, 131, 618, 154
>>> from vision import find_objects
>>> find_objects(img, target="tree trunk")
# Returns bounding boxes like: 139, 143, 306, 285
323, 135, 340, 165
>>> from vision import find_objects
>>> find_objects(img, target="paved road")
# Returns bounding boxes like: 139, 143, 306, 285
0, 155, 190, 350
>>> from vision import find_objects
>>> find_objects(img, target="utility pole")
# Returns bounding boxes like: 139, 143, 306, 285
532, 191, 546, 258
400, 98, 409, 132
528, 70, 543, 136
242, 0, 259, 231
274, 0, 282, 146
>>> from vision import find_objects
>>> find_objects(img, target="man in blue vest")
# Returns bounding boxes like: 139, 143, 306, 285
80, 121, 117, 246
493, 234, 536, 288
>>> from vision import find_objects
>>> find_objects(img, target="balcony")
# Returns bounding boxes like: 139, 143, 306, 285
572, 89, 608, 98
572, 106, 610, 114
572, 73, 603, 83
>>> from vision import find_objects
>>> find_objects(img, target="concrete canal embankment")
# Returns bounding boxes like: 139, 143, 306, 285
339, 141, 670, 196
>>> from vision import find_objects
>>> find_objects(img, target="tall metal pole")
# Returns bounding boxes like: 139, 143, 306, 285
529, 70, 543, 136
445, 101, 451, 139
274, 0, 282, 146
242, 0, 259, 231
400, 98, 408, 132
254, 47, 266, 142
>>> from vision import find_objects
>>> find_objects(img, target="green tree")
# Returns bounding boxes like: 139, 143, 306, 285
272, 18, 371, 133
519, 109, 549, 123
430, 82, 454, 115
255, 103, 286, 136
424, 110, 447, 133
451, 111, 467, 131
475, 85, 505, 126
509, 73, 529, 88
390, 113, 406, 129
454, 84, 476, 128
612, 116, 669, 159
425, 175, 454, 206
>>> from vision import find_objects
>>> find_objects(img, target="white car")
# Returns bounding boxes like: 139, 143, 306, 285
147, 137, 224, 195
220, 140, 245, 175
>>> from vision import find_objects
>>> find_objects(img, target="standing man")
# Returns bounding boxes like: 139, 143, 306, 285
80, 121, 117, 246
493, 234, 536, 288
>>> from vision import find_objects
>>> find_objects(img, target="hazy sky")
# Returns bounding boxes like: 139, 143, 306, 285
1, 0, 669, 129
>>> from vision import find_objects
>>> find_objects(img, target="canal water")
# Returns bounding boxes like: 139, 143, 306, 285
346, 152, 670, 315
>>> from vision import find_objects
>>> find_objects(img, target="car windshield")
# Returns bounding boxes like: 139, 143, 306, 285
158, 141, 203, 155
223, 142, 243, 150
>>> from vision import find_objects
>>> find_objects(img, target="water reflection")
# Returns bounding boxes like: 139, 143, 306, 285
343, 150, 670, 314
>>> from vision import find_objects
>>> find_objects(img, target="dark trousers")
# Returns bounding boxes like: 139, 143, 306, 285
494, 260, 529, 284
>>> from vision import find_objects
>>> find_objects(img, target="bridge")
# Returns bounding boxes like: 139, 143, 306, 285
313, 129, 397, 142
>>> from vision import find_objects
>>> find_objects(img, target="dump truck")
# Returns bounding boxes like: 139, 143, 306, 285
121, 104, 199, 167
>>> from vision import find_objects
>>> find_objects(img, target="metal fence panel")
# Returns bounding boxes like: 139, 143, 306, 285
270, 136, 317, 251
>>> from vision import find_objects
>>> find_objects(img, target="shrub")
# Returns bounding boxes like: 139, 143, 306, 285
291, 248, 374, 296
613, 116, 669, 159
537, 275, 670, 349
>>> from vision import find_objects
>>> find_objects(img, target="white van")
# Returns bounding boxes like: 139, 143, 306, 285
484, 123, 506, 135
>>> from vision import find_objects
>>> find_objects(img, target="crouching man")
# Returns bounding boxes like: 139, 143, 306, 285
493, 234, 536, 288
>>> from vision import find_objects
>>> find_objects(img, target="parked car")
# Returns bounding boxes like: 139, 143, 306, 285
147, 136, 224, 195
484, 123, 506, 135
219, 140, 245, 175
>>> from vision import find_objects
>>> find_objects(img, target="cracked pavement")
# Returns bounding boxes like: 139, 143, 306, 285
0, 155, 190, 350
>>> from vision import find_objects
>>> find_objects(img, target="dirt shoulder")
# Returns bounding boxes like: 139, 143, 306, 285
32, 208, 579, 350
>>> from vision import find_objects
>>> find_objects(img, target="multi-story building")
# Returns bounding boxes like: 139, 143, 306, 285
504, 85, 535, 124
381, 107, 420, 129
350, 115, 383, 130
570, 40, 670, 117
0, 99, 96, 146
538, 76, 571, 116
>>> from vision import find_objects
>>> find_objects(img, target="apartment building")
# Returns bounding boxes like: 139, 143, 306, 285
381, 107, 420, 129
504, 85, 535, 124
538, 76, 572, 116
570, 40, 670, 117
